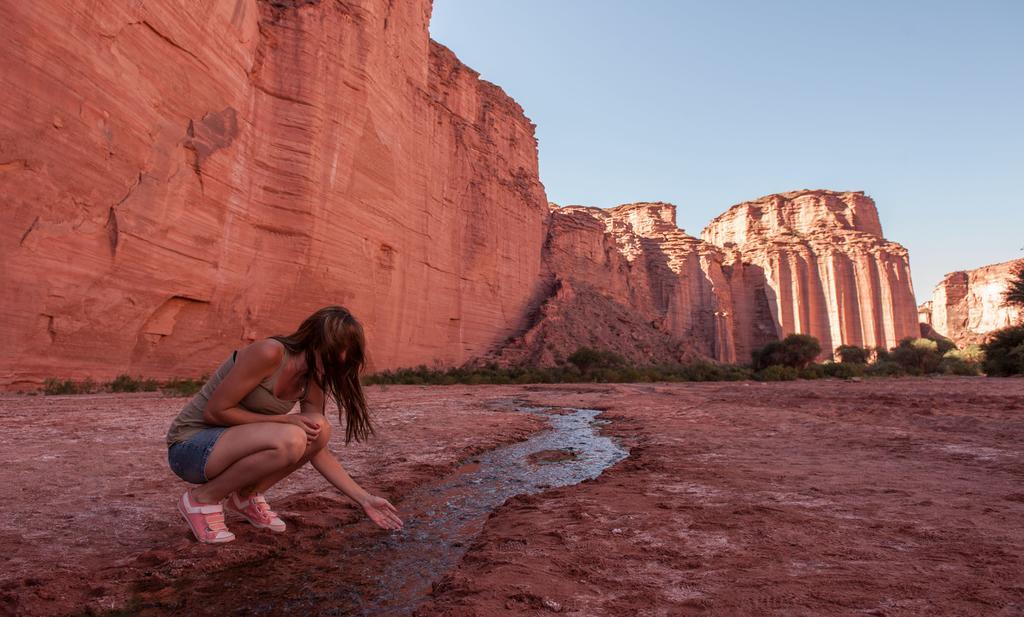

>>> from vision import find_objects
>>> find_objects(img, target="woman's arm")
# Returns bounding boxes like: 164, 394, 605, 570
300, 378, 403, 530
203, 339, 320, 438
310, 447, 370, 504
310, 448, 402, 529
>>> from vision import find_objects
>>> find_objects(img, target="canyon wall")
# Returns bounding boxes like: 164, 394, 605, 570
490, 191, 918, 367
489, 203, 734, 367
923, 259, 1024, 346
1, 0, 549, 388
1, 2, 923, 387
702, 190, 919, 361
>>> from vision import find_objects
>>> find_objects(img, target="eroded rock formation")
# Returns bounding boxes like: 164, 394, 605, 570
489, 203, 733, 366
490, 191, 918, 367
1, 0, 548, 388
924, 259, 1024, 346
703, 190, 919, 360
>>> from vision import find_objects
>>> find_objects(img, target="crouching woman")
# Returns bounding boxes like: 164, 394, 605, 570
164, 306, 403, 544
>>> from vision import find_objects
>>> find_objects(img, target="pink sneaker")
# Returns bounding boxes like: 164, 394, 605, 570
178, 490, 235, 544
224, 491, 287, 533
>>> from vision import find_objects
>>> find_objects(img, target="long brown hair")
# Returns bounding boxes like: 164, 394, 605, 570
271, 306, 372, 443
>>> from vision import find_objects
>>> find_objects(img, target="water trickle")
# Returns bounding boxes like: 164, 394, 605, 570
243, 407, 627, 616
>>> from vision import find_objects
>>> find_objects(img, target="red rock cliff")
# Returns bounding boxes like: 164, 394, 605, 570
1, 0, 548, 388
492, 191, 916, 368
701, 190, 919, 360
1, 4, 924, 385
925, 258, 1024, 346
488, 202, 735, 366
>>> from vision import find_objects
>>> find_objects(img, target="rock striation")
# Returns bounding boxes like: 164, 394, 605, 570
923, 259, 1024, 346
703, 190, 919, 360
490, 191, 919, 367
1, 0, 548, 388
489, 202, 734, 366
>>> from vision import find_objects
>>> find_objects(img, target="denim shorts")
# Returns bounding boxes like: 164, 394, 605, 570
167, 427, 228, 484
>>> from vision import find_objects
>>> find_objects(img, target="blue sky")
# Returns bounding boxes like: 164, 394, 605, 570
430, 0, 1023, 298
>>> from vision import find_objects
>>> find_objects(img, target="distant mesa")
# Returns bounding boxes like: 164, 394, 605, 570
484, 190, 919, 368
919, 258, 1024, 348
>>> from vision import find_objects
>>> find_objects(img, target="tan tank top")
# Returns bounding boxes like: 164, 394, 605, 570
166, 342, 303, 446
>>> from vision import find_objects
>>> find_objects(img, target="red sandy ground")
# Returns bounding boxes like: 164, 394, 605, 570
2, 378, 1023, 616
0, 386, 544, 616
419, 378, 1024, 617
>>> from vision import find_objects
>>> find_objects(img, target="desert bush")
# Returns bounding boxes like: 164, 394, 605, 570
888, 338, 944, 375
939, 356, 982, 376
42, 377, 101, 395
43, 378, 80, 395
866, 359, 904, 377
108, 374, 159, 392
822, 361, 865, 379
798, 364, 827, 379
755, 365, 799, 381
982, 325, 1024, 376
939, 345, 984, 376
751, 334, 822, 370
567, 347, 627, 372
364, 359, 753, 385
835, 345, 870, 365
161, 377, 205, 397
947, 345, 984, 364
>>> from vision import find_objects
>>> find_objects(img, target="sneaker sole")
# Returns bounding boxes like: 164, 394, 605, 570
178, 496, 235, 544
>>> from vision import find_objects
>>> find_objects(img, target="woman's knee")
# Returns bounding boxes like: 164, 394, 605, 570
273, 425, 308, 464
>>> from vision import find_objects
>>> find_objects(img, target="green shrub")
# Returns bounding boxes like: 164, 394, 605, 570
42, 378, 80, 395
756, 365, 799, 381
835, 345, 870, 364
934, 338, 957, 355
161, 377, 205, 397
947, 344, 985, 364
108, 374, 142, 392
798, 364, 827, 379
866, 360, 904, 377
889, 338, 944, 375
939, 345, 984, 376
363, 359, 754, 385
751, 334, 822, 370
822, 361, 865, 379
567, 347, 627, 372
939, 356, 982, 376
982, 325, 1024, 377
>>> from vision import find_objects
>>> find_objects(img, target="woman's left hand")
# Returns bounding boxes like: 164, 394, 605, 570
360, 494, 403, 530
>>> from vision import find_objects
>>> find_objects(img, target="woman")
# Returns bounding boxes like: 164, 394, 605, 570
165, 306, 403, 544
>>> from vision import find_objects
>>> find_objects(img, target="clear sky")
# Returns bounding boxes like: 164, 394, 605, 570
430, 0, 1023, 299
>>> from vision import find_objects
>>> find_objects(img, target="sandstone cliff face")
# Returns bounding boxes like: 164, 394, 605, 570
702, 191, 919, 360
489, 203, 733, 366
926, 259, 1024, 346
1, 0, 548, 387
493, 191, 917, 368
1, 3, 924, 386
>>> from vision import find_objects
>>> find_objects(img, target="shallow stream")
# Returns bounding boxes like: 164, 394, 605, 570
209, 406, 627, 616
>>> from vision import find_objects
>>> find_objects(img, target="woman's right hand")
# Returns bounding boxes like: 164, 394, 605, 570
281, 414, 321, 441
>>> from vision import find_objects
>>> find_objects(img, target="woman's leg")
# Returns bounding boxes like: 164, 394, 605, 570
247, 414, 333, 494
191, 422, 307, 504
